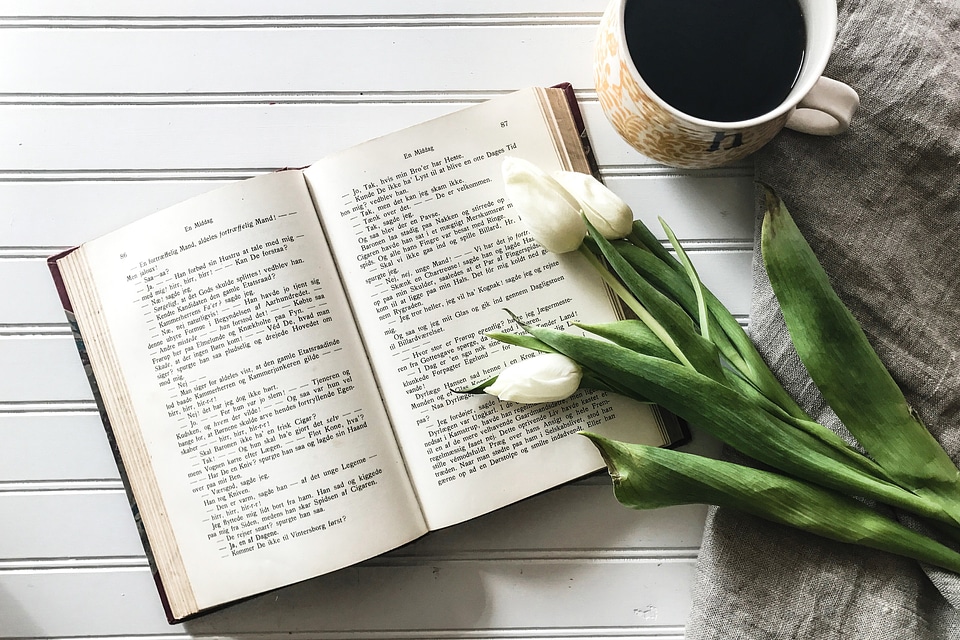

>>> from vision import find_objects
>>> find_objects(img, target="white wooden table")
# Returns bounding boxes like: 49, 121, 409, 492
1, 2, 754, 637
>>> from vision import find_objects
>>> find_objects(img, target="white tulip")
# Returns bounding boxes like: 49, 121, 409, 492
501, 157, 587, 253
553, 170, 634, 239
484, 353, 583, 404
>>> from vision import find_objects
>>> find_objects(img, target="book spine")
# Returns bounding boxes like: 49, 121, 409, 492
549, 85, 689, 448
47, 250, 179, 624
552, 82, 602, 180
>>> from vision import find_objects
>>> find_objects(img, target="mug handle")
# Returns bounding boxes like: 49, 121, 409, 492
785, 76, 860, 136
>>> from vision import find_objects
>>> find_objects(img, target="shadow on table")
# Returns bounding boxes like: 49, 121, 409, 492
184, 461, 707, 634
184, 545, 488, 634
0, 584, 43, 638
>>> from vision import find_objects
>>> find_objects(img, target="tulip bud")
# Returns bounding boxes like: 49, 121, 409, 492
552, 170, 634, 239
484, 353, 583, 403
501, 157, 587, 253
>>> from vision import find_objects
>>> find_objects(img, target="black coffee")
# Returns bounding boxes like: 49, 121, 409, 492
624, 0, 805, 122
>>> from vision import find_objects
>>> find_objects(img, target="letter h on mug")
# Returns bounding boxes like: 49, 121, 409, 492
595, 0, 860, 168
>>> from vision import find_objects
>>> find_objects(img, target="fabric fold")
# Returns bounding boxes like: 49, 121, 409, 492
686, 0, 960, 636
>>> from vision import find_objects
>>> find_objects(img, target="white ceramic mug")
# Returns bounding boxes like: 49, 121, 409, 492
594, 0, 860, 169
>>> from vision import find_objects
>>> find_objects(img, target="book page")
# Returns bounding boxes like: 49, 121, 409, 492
60, 171, 426, 612
305, 88, 671, 530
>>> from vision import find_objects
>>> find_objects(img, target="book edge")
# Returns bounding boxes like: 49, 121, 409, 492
48, 249, 182, 623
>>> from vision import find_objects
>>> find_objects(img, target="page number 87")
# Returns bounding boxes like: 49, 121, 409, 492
500, 120, 509, 128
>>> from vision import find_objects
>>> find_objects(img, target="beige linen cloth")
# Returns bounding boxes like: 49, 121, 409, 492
685, 0, 960, 637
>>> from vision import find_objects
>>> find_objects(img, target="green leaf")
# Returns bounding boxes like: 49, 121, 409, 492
485, 331, 555, 353
661, 217, 711, 342
613, 239, 807, 420
575, 320, 680, 364
627, 218, 679, 269
582, 221, 726, 384
760, 186, 960, 503
720, 366, 878, 474
584, 434, 960, 574
520, 323, 960, 527
612, 240, 747, 371
578, 372, 645, 396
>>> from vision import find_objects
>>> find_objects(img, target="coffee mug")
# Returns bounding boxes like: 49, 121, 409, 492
594, 0, 860, 169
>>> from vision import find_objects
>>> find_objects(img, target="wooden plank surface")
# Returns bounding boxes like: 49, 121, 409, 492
0, 2, 756, 637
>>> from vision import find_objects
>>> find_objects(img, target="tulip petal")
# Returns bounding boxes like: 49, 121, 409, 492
501, 157, 586, 253
484, 352, 582, 403
553, 170, 634, 239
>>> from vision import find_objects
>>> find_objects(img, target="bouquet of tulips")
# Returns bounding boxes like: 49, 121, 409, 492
468, 157, 960, 574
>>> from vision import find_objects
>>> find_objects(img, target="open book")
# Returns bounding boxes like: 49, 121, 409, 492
48, 86, 685, 623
